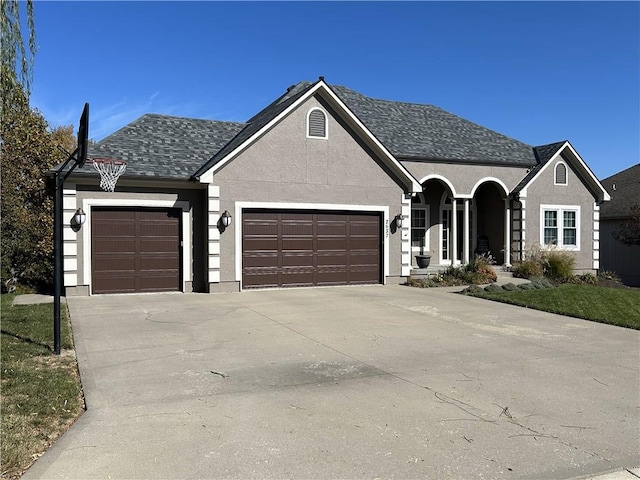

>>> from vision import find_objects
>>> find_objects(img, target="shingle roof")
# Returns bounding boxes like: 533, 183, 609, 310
79, 80, 543, 181
328, 84, 537, 166
599, 164, 640, 219
84, 114, 245, 180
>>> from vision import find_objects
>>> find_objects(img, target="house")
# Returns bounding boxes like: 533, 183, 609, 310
599, 164, 640, 286
59, 78, 610, 295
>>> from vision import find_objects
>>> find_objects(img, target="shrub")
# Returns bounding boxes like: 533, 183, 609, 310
502, 283, 519, 291
518, 283, 536, 291
511, 259, 545, 279
462, 285, 484, 295
484, 284, 503, 293
598, 270, 621, 283
543, 250, 575, 280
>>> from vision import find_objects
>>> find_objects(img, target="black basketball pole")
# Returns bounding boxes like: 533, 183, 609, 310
52, 103, 89, 355
52, 153, 80, 355
53, 172, 63, 354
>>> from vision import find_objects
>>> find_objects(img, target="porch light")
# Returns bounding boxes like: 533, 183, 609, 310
395, 214, 404, 228
221, 210, 232, 227
72, 208, 86, 226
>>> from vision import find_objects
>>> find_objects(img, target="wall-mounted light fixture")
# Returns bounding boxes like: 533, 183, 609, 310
72, 208, 86, 226
395, 214, 404, 228
221, 210, 232, 228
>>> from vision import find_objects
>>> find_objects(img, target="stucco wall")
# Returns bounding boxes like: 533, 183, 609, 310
401, 160, 529, 196
212, 95, 406, 287
522, 158, 598, 271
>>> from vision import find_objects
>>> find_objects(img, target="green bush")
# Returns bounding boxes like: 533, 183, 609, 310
544, 250, 575, 280
484, 284, 503, 293
462, 285, 484, 295
518, 283, 536, 291
511, 259, 545, 279
502, 283, 519, 291
598, 270, 621, 283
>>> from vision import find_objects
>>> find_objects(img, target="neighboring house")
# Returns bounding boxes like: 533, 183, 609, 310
58, 78, 610, 295
599, 164, 640, 286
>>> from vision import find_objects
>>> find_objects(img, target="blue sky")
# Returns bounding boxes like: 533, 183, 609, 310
30, 1, 638, 180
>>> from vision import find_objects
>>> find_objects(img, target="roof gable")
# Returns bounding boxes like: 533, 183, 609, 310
512, 141, 610, 203
195, 79, 422, 193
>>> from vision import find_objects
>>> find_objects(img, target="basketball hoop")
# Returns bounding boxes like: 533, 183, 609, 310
93, 158, 126, 192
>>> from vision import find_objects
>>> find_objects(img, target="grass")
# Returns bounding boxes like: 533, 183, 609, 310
1, 294, 84, 479
468, 284, 640, 329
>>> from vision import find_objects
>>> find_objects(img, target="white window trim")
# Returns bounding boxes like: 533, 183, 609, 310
82, 199, 191, 294
554, 161, 568, 186
539, 204, 580, 251
306, 107, 328, 139
234, 201, 389, 290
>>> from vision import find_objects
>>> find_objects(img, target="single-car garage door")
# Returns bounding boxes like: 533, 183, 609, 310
242, 210, 381, 288
92, 208, 181, 294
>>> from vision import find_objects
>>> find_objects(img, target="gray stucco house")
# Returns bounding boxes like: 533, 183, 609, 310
60, 78, 610, 294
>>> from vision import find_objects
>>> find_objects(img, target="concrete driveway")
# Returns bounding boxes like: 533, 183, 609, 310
24, 285, 639, 479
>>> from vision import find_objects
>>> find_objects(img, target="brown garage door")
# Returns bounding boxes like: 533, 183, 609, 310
92, 208, 181, 294
242, 210, 381, 288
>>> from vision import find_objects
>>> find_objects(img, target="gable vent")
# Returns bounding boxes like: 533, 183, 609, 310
308, 109, 327, 138
555, 163, 567, 185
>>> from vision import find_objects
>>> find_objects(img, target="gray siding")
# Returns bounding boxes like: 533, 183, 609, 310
600, 220, 640, 286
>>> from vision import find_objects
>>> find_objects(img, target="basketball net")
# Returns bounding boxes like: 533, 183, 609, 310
93, 158, 126, 192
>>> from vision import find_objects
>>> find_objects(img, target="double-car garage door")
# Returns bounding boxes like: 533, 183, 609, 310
242, 210, 381, 288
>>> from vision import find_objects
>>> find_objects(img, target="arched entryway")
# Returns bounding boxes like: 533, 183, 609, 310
472, 181, 509, 265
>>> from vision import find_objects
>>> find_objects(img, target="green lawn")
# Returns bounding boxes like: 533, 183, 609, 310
1, 294, 84, 479
468, 284, 640, 329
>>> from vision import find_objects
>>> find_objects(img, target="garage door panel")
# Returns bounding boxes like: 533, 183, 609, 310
282, 238, 314, 251
317, 238, 348, 251
92, 222, 136, 237
317, 253, 348, 266
138, 238, 181, 253
138, 223, 179, 237
243, 238, 279, 251
243, 222, 279, 236
282, 253, 314, 267
282, 223, 313, 235
243, 253, 279, 268
92, 238, 136, 254
92, 208, 181, 294
243, 210, 381, 288
138, 257, 180, 271
243, 271, 279, 288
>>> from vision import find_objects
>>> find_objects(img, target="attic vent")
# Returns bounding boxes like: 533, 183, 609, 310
555, 162, 567, 185
307, 108, 327, 139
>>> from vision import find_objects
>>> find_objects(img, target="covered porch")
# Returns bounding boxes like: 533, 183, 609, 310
410, 177, 514, 270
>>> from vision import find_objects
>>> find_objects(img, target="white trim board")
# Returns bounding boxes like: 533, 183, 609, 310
81, 199, 191, 294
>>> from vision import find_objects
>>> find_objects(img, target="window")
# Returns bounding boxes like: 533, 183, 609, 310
411, 209, 427, 250
540, 205, 580, 249
307, 108, 327, 139
555, 162, 568, 185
